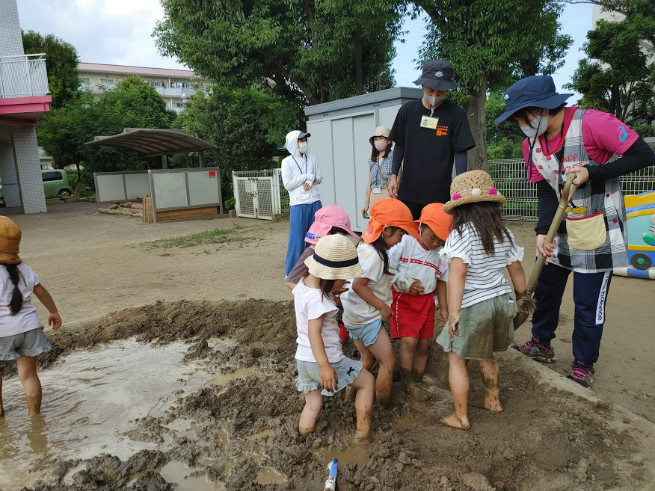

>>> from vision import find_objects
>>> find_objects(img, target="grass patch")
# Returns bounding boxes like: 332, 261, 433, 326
144, 227, 254, 249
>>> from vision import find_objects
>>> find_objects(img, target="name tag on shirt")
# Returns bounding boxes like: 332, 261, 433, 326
372, 187, 382, 194
420, 116, 439, 129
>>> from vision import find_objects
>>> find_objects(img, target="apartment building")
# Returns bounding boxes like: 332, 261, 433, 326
0, 0, 50, 212
78, 62, 208, 113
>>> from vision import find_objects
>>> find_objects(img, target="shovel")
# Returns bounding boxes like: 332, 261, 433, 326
513, 173, 577, 329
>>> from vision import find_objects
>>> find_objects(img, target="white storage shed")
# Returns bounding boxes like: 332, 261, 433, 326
304, 87, 422, 232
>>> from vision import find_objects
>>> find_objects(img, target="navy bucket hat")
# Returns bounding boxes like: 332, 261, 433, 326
495, 75, 573, 123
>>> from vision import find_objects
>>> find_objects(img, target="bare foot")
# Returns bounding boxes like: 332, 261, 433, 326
472, 398, 504, 413
353, 430, 371, 443
298, 425, 315, 437
440, 412, 470, 430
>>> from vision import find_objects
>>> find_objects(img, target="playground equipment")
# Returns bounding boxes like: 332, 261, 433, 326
614, 191, 655, 279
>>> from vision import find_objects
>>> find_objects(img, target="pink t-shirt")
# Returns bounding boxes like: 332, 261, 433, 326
522, 107, 639, 183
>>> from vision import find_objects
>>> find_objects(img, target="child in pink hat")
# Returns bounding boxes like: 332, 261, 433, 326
285, 205, 358, 345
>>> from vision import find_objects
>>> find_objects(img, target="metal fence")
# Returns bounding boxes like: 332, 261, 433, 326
232, 169, 289, 220
0, 54, 49, 98
489, 159, 655, 221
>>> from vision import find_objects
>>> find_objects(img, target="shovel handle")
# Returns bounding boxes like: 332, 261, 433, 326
525, 173, 577, 294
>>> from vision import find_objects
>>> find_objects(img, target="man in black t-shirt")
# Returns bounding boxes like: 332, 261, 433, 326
388, 60, 475, 219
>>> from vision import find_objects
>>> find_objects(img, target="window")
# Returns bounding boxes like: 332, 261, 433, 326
42, 171, 62, 182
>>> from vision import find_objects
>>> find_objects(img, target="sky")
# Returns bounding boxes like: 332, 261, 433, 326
17, 0, 593, 98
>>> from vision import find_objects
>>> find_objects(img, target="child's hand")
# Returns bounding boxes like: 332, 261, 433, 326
448, 311, 460, 341
440, 308, 449, 327
48, 313, 62, 330
409, 279, 425, 295
320, 365, 338, 392
379, 304, 392, 321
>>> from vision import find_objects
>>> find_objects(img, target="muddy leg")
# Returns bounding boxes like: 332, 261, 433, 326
412, 339, 430, 382
348, 340, 375, 403
17, 356, 41, 416
399, 337, 418, 389
473, 357, 503, 413
441, 352, 470, 430
298, 390, 323, 436
366, 329, 395, 407
349, 369, 374, 440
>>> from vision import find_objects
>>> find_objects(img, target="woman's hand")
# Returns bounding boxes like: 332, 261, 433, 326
361, 205, 369, 217
536, 234, 556, 263
320, 364, 338, 392
565, 165, 588, 186
448, 311, 460, 341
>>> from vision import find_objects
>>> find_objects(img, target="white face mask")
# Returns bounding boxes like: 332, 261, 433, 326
423, 92, 445, 107
374, 140, 388, 152
520, 111, 549, 139
298, 141, 308, 154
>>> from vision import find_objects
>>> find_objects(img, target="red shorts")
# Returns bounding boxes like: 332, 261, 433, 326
338, 320, 349, 340
390, 286, 435, 340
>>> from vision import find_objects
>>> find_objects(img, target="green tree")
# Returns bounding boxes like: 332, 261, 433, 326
154, 0, 404, 104
37, 76, 175, 189
177, 86, 300, 198
22, 30, 80, 109
567, 1, 655, 124
411, 0, 571, 170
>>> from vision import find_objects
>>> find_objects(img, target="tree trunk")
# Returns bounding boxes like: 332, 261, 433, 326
465, 78, 488, 172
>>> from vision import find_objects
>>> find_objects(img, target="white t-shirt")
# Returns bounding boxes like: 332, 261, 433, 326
388, 235, 449, 293
341, 243, 391, 326
440, 224, 524, 308
293, 278, 344, 363
0, 263, 43, 337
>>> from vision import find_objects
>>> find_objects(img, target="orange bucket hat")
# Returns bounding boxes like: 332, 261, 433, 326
361, 198, 420, 244
0, 216, 22, 264
416, 203, 452, 241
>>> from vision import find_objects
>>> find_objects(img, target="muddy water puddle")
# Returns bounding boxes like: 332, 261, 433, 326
0, 338, 208, 489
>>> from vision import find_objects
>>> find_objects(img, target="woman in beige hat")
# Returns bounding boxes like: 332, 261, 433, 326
437, 171, 528, 430
361, 126, 394, 218
0, 216, 62, 417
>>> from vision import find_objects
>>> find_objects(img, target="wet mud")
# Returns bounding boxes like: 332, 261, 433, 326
0, 300, 650, 490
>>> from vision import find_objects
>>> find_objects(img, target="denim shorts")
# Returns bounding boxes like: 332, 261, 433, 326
296, 357, 363, 397
437, 294, 515, 361
0, 327, 51, 361
345, 319, 382, 347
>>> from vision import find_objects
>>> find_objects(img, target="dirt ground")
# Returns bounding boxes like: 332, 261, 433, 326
3, 202, 655, 490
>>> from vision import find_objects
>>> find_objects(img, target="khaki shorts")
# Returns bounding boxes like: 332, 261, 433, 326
436, 293, 515, 360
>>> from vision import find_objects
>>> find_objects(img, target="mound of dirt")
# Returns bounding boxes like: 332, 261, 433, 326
18, 300, 653, 490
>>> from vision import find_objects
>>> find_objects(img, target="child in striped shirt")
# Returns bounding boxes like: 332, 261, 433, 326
437, 171, 527, 430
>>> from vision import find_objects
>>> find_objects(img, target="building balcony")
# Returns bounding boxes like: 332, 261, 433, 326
0, 54, 51, 122
0, 54, 49, 98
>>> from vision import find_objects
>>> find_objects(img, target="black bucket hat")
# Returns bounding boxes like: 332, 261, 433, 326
495, 75, 573, 123
413, 60, 460, 91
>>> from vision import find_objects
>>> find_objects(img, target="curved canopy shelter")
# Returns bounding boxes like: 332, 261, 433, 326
86, 128, 217, 168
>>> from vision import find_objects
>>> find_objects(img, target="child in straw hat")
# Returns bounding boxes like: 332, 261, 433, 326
294, 234, 374, 439
340, 198, 420, 407
437, 171, 527, 430
388, 203, 451, 397
0, 216, 62, 417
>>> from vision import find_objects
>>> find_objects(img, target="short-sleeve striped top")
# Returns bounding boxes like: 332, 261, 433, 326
440, 223, 524, 308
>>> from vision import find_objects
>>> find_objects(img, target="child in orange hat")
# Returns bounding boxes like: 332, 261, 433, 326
388, 203, 451, 396
340, 198, 420, 406
0, 216, 62, 417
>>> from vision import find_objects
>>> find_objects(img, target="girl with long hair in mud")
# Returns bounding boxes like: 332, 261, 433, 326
437, 171, 527, 430
293, 234, 374, 439
340, 198, 421, 406
0, 216, 62, 417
